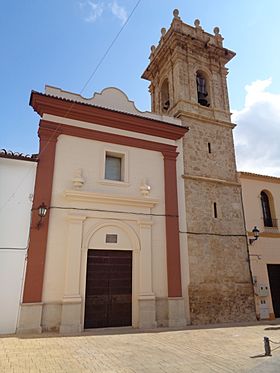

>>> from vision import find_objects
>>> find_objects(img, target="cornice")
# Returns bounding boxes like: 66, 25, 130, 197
64, 190, 159, 209
143, 29, 235, 81
40, 120, 179, 155
65, 215, 87, 222
173, 107, 235, 129
183, 174, 240, 187
172, 100, 236, 129
30, 91, 188, 141
38, 126, 60, 142
239, 172, 280, 184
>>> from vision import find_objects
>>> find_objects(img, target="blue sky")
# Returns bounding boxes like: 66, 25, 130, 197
1, 1, 280, 175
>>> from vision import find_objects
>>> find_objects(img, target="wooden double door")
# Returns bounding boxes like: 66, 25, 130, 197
84, 249, 132, 328
267, 264, 280, 318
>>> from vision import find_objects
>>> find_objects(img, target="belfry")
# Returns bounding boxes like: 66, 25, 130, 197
142, 9, 256, 323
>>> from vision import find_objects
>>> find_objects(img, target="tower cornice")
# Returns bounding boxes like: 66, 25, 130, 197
142, 17, 235, 82
173, 110, 236, 129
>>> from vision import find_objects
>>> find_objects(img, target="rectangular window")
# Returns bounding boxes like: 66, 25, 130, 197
101, 148, 128, 185
105, 154, 122, 181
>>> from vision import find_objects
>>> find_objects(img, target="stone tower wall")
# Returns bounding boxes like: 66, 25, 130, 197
182, 118, 237, 181
142, 9, 256, 324
188, 235, 255, 323
184, 165, 256, 323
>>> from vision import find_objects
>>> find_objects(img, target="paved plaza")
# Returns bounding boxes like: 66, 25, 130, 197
1, 322, 280, 372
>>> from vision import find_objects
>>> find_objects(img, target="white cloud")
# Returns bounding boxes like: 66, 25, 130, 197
80, 0, 127, 24
109, 1, 128, 25
83, 1, 104, 23
233, 78, 280, 177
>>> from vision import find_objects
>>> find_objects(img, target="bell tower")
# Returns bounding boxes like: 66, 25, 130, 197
142, 10, 256, 324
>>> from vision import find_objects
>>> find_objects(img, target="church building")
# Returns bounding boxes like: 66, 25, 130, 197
18, 10, 256, 333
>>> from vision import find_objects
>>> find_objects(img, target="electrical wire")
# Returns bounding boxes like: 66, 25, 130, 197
0, 247, 27, 251
0, 166, 34, 212
50, 205, 178, 218
50, 206, 248, 238
79, 0, 142, 95
35, 0, 143, 153
180, 231, 247, 237
269, 339, 280, 345
0, 0, 142, 214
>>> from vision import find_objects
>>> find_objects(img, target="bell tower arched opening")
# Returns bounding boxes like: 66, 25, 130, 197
160, 78, 170, 113
196, 71, 210, 107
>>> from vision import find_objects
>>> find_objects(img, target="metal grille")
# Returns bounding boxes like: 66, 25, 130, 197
105, 234, 118, 244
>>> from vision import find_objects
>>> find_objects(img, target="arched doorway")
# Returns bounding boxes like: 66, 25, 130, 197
82, 221, 140, 329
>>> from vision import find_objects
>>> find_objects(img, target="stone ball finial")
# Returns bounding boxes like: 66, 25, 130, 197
194, 19, 200, 28
173, 9, 180, 19
213, 26, 220, 35
161, 27, 166, 37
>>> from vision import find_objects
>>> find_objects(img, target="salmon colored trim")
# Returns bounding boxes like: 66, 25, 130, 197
40, 120, 179, 154
163, 151, 182, 297
30, 92, 187, 140
23, 128, 58, 302
23, 117, 187, 303
239, 171, 280, 184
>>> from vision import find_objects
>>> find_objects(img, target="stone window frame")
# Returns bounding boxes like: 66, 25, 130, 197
99, 147, 129, 187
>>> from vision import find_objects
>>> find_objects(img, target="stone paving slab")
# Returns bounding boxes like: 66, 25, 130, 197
0, 323, 280, 372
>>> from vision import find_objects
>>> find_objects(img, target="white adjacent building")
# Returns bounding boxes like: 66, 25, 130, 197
0, 150, 37, 334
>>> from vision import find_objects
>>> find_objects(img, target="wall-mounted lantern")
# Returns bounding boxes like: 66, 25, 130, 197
37, 202, 48, 229
249, 226, 260, 245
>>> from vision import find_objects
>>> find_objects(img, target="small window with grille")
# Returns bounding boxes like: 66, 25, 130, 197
105, 234, 118, 244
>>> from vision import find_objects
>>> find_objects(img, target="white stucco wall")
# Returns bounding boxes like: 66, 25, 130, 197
43, 134, 168, 302
0, 157, 36, 333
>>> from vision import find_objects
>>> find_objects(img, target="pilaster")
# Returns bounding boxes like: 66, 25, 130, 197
162, 151, 183, 298
138, 220, 156, 328
60, 215, 86, 333
18, 125, 59, 334
22, 126, 58, 303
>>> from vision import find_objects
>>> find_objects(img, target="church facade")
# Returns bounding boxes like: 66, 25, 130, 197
18, 10, 256, 333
